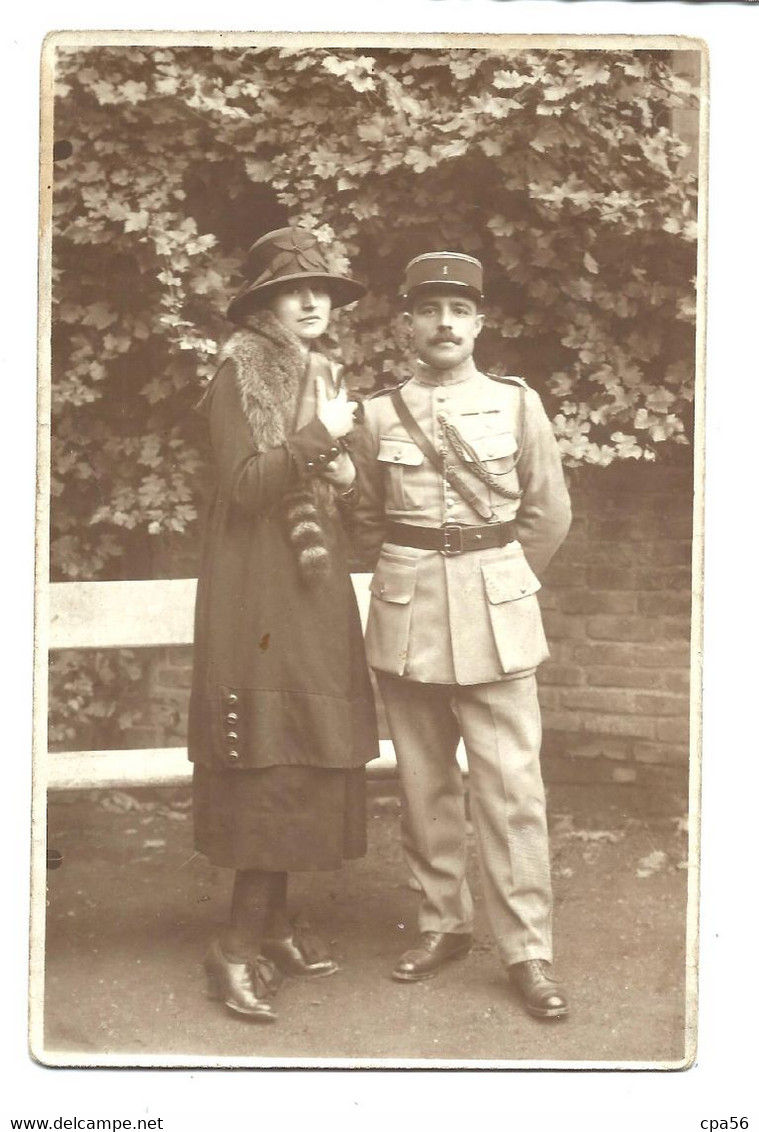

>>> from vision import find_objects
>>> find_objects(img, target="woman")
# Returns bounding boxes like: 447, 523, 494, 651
188, 226, 379, 1022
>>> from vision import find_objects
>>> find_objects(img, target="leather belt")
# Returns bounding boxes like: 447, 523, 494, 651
385, 521, 516, 557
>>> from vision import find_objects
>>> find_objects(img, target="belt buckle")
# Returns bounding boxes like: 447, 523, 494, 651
441, 523, 464, 556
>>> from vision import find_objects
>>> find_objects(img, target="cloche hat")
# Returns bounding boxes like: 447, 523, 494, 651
227, 226, 366, 323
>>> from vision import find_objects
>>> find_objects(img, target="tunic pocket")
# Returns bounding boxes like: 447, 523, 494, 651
365, 552, 418, 676
453, 423, 520, 498
377, 435, 425, 511
460, 430, 517, 464
481, 556, 549, 675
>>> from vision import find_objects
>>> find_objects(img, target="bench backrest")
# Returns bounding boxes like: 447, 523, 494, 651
46, 575, 414, 790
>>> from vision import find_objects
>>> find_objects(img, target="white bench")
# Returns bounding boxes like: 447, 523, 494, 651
47, 575, 453, 791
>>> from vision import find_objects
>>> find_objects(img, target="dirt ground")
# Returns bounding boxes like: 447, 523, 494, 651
38, 780, 692, 1069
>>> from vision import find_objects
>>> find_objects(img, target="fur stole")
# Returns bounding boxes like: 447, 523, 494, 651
218, 310, 336, 586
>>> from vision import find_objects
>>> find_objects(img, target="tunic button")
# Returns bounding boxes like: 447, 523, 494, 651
318, 453, 327, 463
228, 750, 240, 762
329, 447, 340, 458
225, 712, 239, 725
226, 731, 239, 744
225, 692, 238, 706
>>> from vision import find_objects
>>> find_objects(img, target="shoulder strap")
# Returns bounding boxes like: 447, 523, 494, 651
488, 373, 527, 389
368, 377, 411, 401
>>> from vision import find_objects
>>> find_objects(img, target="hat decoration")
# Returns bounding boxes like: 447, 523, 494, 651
227, 226, 366, 323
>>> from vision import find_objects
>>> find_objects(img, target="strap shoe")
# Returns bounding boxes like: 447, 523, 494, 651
392, 931, 472, 982
261, 928, 340, 978
203, 939, 281, 1021
509, 959, 569, 1019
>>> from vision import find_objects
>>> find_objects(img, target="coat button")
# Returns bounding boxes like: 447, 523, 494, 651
226, 731, 239, 744
228, 750, 240, 762
225, 692, 238, 706
225, 712, 239, 725
329, 446, 340, 458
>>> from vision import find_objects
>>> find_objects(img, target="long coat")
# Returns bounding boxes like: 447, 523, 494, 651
351, 360, 572, 686
187, 314, 379, 773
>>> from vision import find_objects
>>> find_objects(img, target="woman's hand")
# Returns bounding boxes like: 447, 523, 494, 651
319, 450, 356, 488
315, 376, 358, 440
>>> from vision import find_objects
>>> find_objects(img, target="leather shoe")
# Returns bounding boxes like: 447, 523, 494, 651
509, 959, 569, 1019
392, 931, 472, 982
203, 939, 280, 1021
261, 929, 340, 978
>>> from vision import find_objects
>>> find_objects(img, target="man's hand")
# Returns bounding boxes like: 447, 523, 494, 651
315, 376, 358, 440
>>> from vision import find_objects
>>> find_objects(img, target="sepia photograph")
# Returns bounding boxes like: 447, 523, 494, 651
32, 29, 705, 1070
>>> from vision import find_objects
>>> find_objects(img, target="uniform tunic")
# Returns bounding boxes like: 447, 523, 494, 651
353, 359, 572, 683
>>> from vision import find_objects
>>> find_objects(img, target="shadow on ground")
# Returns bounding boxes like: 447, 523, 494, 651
37, 781, 692, 1068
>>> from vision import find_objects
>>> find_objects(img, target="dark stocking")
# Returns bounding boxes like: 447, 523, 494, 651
220, 869, 288, 962
263, 872, 290, 940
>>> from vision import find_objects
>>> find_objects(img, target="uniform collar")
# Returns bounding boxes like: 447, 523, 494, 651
412, 357, 479, 387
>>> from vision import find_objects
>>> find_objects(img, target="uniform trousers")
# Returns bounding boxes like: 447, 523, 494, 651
375, 670, 553, 968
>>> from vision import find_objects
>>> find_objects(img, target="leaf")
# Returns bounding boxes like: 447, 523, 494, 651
121, 80, 148, 105
81, 302, 117, 329
576, 61, 611, 87
437, 138, 469, 160
404, 147, 438, 173
636, 850, 668, 878
566, 829, 624, 843
492, 69, 532, 91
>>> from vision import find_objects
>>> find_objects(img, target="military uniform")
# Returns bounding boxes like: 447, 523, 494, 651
351, 252, 572, 995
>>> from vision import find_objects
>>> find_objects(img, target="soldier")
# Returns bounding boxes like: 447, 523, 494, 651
351, 251, 572, 1019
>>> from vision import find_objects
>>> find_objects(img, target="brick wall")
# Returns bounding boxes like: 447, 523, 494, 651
146, 455, 695, 803
538, 457, 694, 802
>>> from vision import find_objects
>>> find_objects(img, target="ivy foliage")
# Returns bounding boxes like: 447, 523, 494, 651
51, 44, 699, 584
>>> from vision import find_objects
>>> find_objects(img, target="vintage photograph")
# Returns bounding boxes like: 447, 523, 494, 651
33, 31, 704, 1068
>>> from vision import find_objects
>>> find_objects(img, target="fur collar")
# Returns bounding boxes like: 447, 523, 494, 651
218, 309, 308, 450
212, 310, 337, 586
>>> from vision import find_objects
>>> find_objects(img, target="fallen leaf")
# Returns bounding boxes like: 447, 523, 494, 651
567, 829, 624, 843
636, 850, 668, 877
